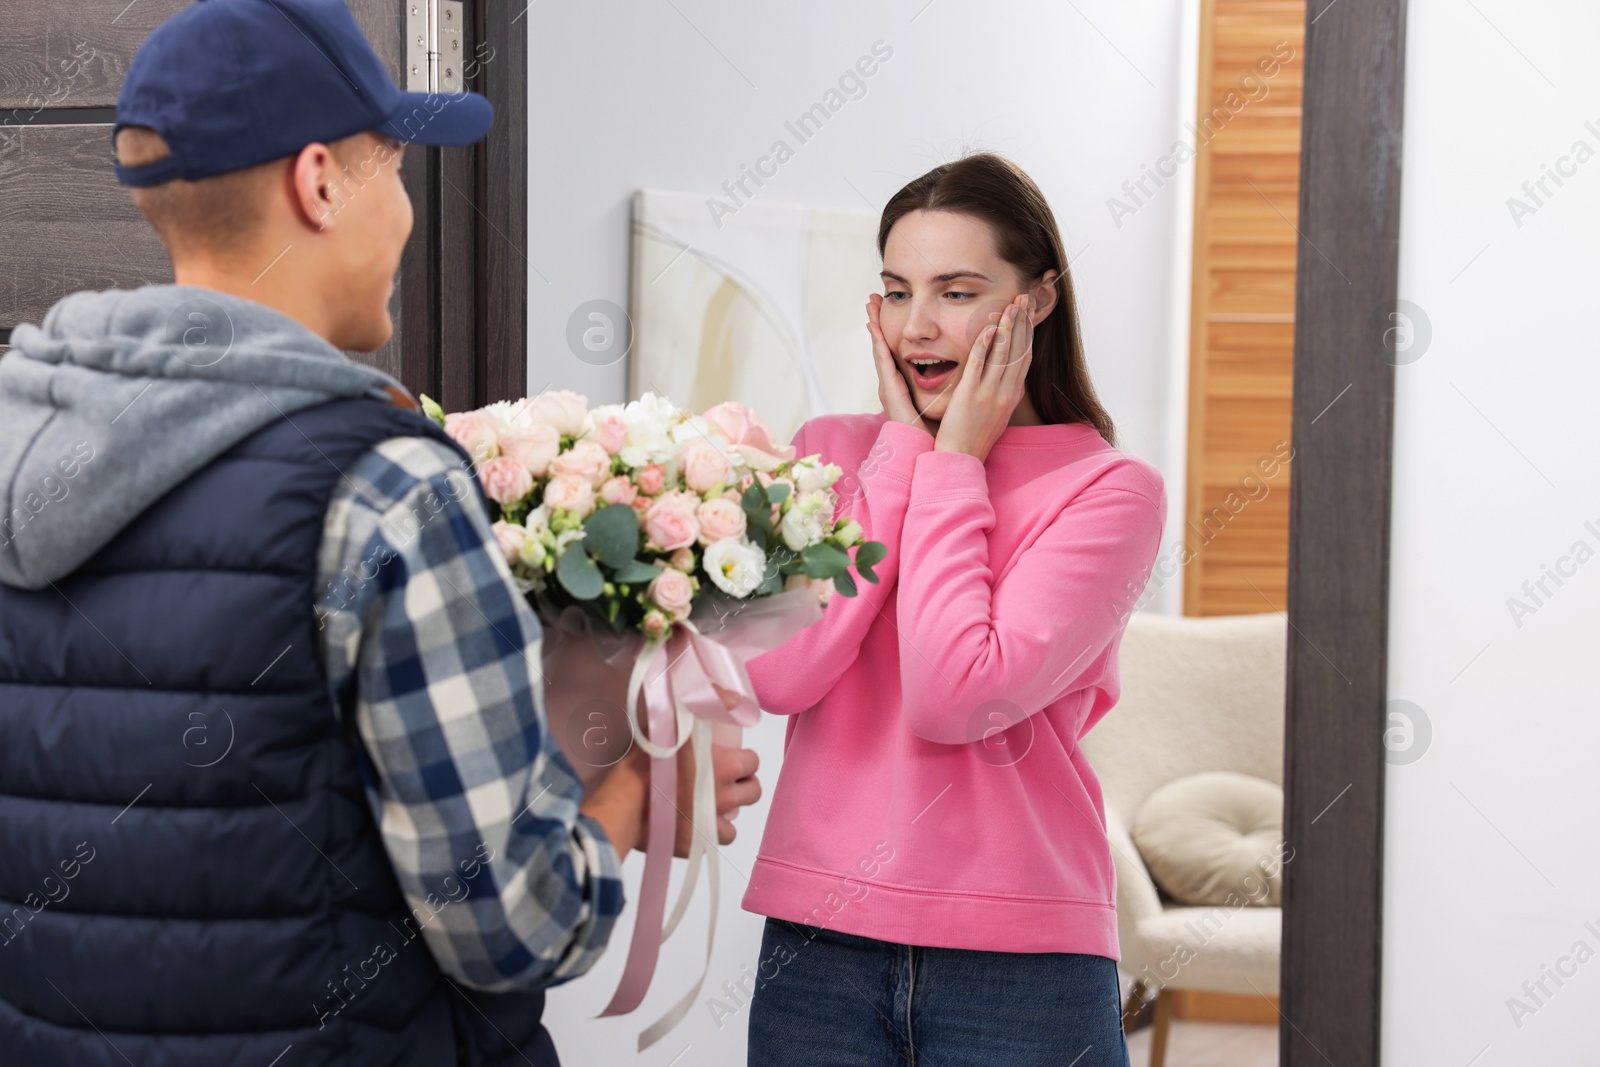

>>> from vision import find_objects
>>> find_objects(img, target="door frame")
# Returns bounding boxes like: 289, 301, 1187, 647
1282, 1, 1407, 1064
400, 0, 527, 409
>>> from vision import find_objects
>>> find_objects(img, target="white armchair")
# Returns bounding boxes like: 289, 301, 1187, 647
1078, 610, 1286, 1062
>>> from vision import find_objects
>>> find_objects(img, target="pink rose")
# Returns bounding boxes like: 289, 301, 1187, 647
660, 489, 703, 513
591, 415, 628, 455
642, 609, 671, 639
696, 497, 746, 545
525, 390, 588, 437
491, 520, 527, 564
636, 463, 666, 496
445, 410, 500, 465
630, 495, 653, 519
648, 567, 694, 620
479, 457, 533, 506
703, 400, 795, 470
680, 440, 733, 494
722, 488, 741, 502
669, 547, 696, 572
500, 422, 561, 477
598, 475, 637, 506
543, 474, 595, 516
643, 495, 699, 551
548, 440, 612, 487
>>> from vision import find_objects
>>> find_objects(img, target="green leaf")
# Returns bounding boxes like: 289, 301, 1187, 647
583, 504, 641, 568
832, 571, 858, 597
741, 482, 767, 511
801, 541, 851, 579
855, 540, 887, 569
743, 493, 774, 536
613, 559, 663, 584
765, 482, 791, 505
857, 562, 880, 584
556, 545, 605, 600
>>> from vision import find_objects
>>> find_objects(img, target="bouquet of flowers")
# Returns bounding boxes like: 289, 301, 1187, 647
420, 389, 885, 637
420, 388, 883, 1050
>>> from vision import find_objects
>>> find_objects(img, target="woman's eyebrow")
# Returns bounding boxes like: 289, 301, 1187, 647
880, 269, 992, 284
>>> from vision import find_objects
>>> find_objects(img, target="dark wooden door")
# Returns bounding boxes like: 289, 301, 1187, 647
0, 0, 525, 408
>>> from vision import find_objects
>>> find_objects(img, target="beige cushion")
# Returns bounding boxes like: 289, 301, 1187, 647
1131, 771, 1283, 907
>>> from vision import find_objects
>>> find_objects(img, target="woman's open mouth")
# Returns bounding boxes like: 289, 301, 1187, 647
906, 356, 958, 391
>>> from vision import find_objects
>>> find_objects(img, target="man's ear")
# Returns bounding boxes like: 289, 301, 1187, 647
1029, 269, 1061, 326
289, 142, 338, 233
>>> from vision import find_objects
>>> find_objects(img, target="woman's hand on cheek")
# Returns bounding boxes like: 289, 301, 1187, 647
867, 295, 935, 438
934, 293, 1034, 462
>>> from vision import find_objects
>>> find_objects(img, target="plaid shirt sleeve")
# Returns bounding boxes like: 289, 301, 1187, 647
312, 433, 626, 992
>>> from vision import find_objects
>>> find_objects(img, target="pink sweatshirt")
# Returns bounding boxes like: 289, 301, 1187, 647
741, 412, 1166, 958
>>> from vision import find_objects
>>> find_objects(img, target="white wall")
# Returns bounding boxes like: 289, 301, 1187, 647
1385, 1, 1600, 1062
525, 2, 1193, 1063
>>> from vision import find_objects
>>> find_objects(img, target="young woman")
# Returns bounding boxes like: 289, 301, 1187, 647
740, 153, 1166, 1066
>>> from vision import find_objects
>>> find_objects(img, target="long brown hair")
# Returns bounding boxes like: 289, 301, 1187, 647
877, 152, 1116, 446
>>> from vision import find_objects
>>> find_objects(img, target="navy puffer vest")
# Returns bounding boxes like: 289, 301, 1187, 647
0, 397, 558, 1066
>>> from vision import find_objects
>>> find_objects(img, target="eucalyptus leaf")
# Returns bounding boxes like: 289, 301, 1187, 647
583, 504, 642, 568
832, 570, 858, 597
613, 559, 663, 584
556, 545, 605, 600
855, 541, 887, 569
765, 482, 791, 505
802, 541, 851, 578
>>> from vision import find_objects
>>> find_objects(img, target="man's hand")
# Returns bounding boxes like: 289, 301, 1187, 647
682, 743, 761, 855
578, 739, 763, 860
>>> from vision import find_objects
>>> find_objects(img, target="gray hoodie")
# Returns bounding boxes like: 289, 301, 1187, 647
0, 284, 411, 590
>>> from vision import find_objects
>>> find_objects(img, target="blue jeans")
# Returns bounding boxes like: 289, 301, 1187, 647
747, 918, 1131, 1067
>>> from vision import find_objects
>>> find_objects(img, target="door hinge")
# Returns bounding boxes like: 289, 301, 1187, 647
405, 0, 465, 94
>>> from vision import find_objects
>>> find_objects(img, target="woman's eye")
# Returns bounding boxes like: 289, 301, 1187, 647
944, 292, 974, 301
884, 291, 909, 302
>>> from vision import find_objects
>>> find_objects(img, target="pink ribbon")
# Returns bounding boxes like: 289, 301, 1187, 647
541, 588, 823, 1048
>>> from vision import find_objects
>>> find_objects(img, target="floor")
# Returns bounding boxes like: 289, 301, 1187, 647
1124, 1021, 1278, 1067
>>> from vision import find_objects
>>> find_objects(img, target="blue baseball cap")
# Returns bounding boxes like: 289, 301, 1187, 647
113, 0, 493, 187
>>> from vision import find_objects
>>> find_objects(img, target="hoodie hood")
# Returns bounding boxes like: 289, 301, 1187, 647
0, 284, 412, 590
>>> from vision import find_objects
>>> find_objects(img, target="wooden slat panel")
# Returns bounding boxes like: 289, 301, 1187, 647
0, 123, 171, 330
1184, 0, 1305, 619
0, 0, 190, 111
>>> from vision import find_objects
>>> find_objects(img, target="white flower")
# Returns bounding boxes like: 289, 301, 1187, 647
703, 537, 767, 597
553, 527, 586, 556
617, 393, 681, 469
779, 491, 835, 551
523, 504, 550, 538
669, 413, 729, 448
793, 459, 842, 495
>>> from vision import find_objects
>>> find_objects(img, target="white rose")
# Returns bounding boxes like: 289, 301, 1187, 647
703, 537, 767, 597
